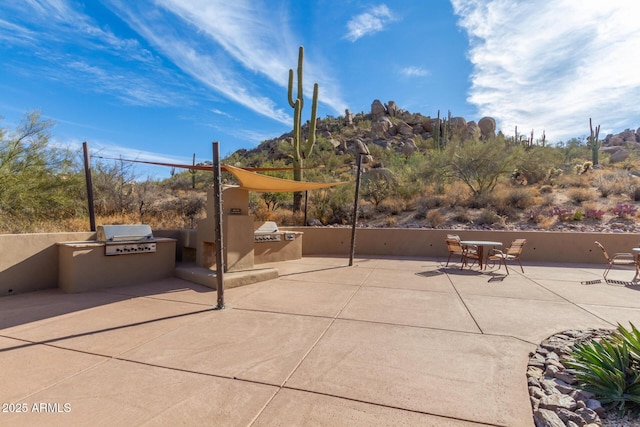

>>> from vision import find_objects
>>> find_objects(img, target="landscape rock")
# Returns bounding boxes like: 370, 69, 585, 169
609, 149, 629, 163
371, 116, 393, 136
386, 100, 399, 117
526, 328, 637, 427
371, 99, 386, 120
478, 116, 496, 139
395, 121, 413, 135
534, 408, 566, 427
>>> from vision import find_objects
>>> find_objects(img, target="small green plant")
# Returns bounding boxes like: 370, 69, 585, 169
565, 323, 640, 416
572, 210, 584, 221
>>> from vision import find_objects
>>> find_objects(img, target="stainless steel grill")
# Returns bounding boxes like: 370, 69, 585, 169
97, 224, 157, 256
254, 221, 281, 242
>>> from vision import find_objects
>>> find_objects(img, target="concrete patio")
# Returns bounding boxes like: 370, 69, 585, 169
2, 255, 640, 426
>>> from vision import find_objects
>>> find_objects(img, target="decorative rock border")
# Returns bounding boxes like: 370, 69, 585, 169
528, 328, 640, 427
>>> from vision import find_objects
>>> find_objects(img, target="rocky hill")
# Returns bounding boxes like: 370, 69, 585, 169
238, 99, 640, 168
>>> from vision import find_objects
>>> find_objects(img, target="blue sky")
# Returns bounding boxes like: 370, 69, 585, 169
1, 1, 639, 179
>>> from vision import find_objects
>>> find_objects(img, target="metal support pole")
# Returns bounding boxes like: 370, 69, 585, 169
82, 142, 96, 231
349, 154, 363, 266
212, 142, 225, 309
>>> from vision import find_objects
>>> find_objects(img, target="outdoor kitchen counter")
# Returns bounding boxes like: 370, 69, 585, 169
57, 238, 176, 293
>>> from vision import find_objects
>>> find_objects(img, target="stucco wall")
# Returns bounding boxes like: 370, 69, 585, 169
0, 232, 94, 296
2, 228, 640, 297
281, 227, 640, 264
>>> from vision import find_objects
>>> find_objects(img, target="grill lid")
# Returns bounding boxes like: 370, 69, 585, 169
254, 221, 279, 234
97, 224, 154, 242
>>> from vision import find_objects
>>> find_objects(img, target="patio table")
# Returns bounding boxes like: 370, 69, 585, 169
460, 240, 503, 270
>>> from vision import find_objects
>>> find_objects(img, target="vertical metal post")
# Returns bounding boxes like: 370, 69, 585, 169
82, 142, 96, 231
349, 154, 363, 266
212, 142, 225, 309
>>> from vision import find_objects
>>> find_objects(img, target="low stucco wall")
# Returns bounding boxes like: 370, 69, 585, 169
0, 232, 95, 296
281, 227, 640, 264
2, 228, 640, 297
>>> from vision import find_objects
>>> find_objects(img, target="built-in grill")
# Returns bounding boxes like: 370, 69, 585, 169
97, 224, 157, 256
253, 221, 296, 242
254, 221, 281, 242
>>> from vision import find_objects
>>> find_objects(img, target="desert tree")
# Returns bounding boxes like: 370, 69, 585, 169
0, 111, 83, 230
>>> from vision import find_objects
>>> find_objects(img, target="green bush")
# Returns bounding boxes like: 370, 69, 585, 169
566, 323, 640, 416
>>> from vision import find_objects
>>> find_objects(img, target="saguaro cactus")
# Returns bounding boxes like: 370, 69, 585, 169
588, 118, 601, 166
288, 46, 319, 211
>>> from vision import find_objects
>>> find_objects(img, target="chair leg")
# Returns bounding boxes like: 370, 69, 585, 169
502, 258, 509, 274
517, 260, 524, 273
603, 263, 612, 279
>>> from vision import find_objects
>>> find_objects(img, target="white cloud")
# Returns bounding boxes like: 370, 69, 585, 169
108, 0, 347, 120
451, 0, 640, 141
400, 66, 430, 77
345, 5, 395, 42
345, 4, 395, 42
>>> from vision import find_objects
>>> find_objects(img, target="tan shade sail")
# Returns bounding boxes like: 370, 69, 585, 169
224, 164, 347, 193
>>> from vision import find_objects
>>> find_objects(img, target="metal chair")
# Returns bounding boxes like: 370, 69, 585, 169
594, 241, 635, 280
445, 237, 479, 269
486, 239, 526, 274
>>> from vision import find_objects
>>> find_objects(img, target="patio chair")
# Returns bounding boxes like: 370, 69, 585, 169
486, 239, 526, 274
594, 241, 636, 280
445, 237, 479, 269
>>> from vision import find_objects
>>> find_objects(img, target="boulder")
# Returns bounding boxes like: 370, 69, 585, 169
386, 101, 399, 117
610, 149, 630, 163
395, 121, 414, 135
402, 139, 418, 155
371, 116, 393, 136
607, 135, 624, 146
371, 99, 386, 120
345, 109, 354, 126
478, 116, 496, 139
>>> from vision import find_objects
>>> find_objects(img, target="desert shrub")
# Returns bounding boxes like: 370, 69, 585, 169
476, 209, 500, 225
565, 323, 640, 416
439, 181, 470, 208
595, 171, 632, 198
527, 208, 549, 224
378, 197, 405, 215
567, 188, 595, 204
251, 200, 275, 221
504, 187, 538, 209
358, 204, 376, 220
384, 216, 397, 227
273, 210, 304, 226
611, 204, 639, 219
425, 209, 445, 228
451, 206, 472, 223
416, 194, 448, 210
466, 193, 495, 209
558, 173, 591, 189
447, 137, 523, 195
540, 193, 556, 207
549, 206, 574, 221
585, 209, 605, 221
515, 145, 563, 184
539, 185, 553, 194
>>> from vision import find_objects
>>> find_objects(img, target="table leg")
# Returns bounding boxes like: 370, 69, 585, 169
477, 246, 484, 269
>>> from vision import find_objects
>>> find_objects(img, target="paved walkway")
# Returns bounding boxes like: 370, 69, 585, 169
2, 256, 640, 426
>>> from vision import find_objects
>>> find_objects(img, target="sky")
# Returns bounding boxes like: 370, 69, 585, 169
1, 0, 640, 179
